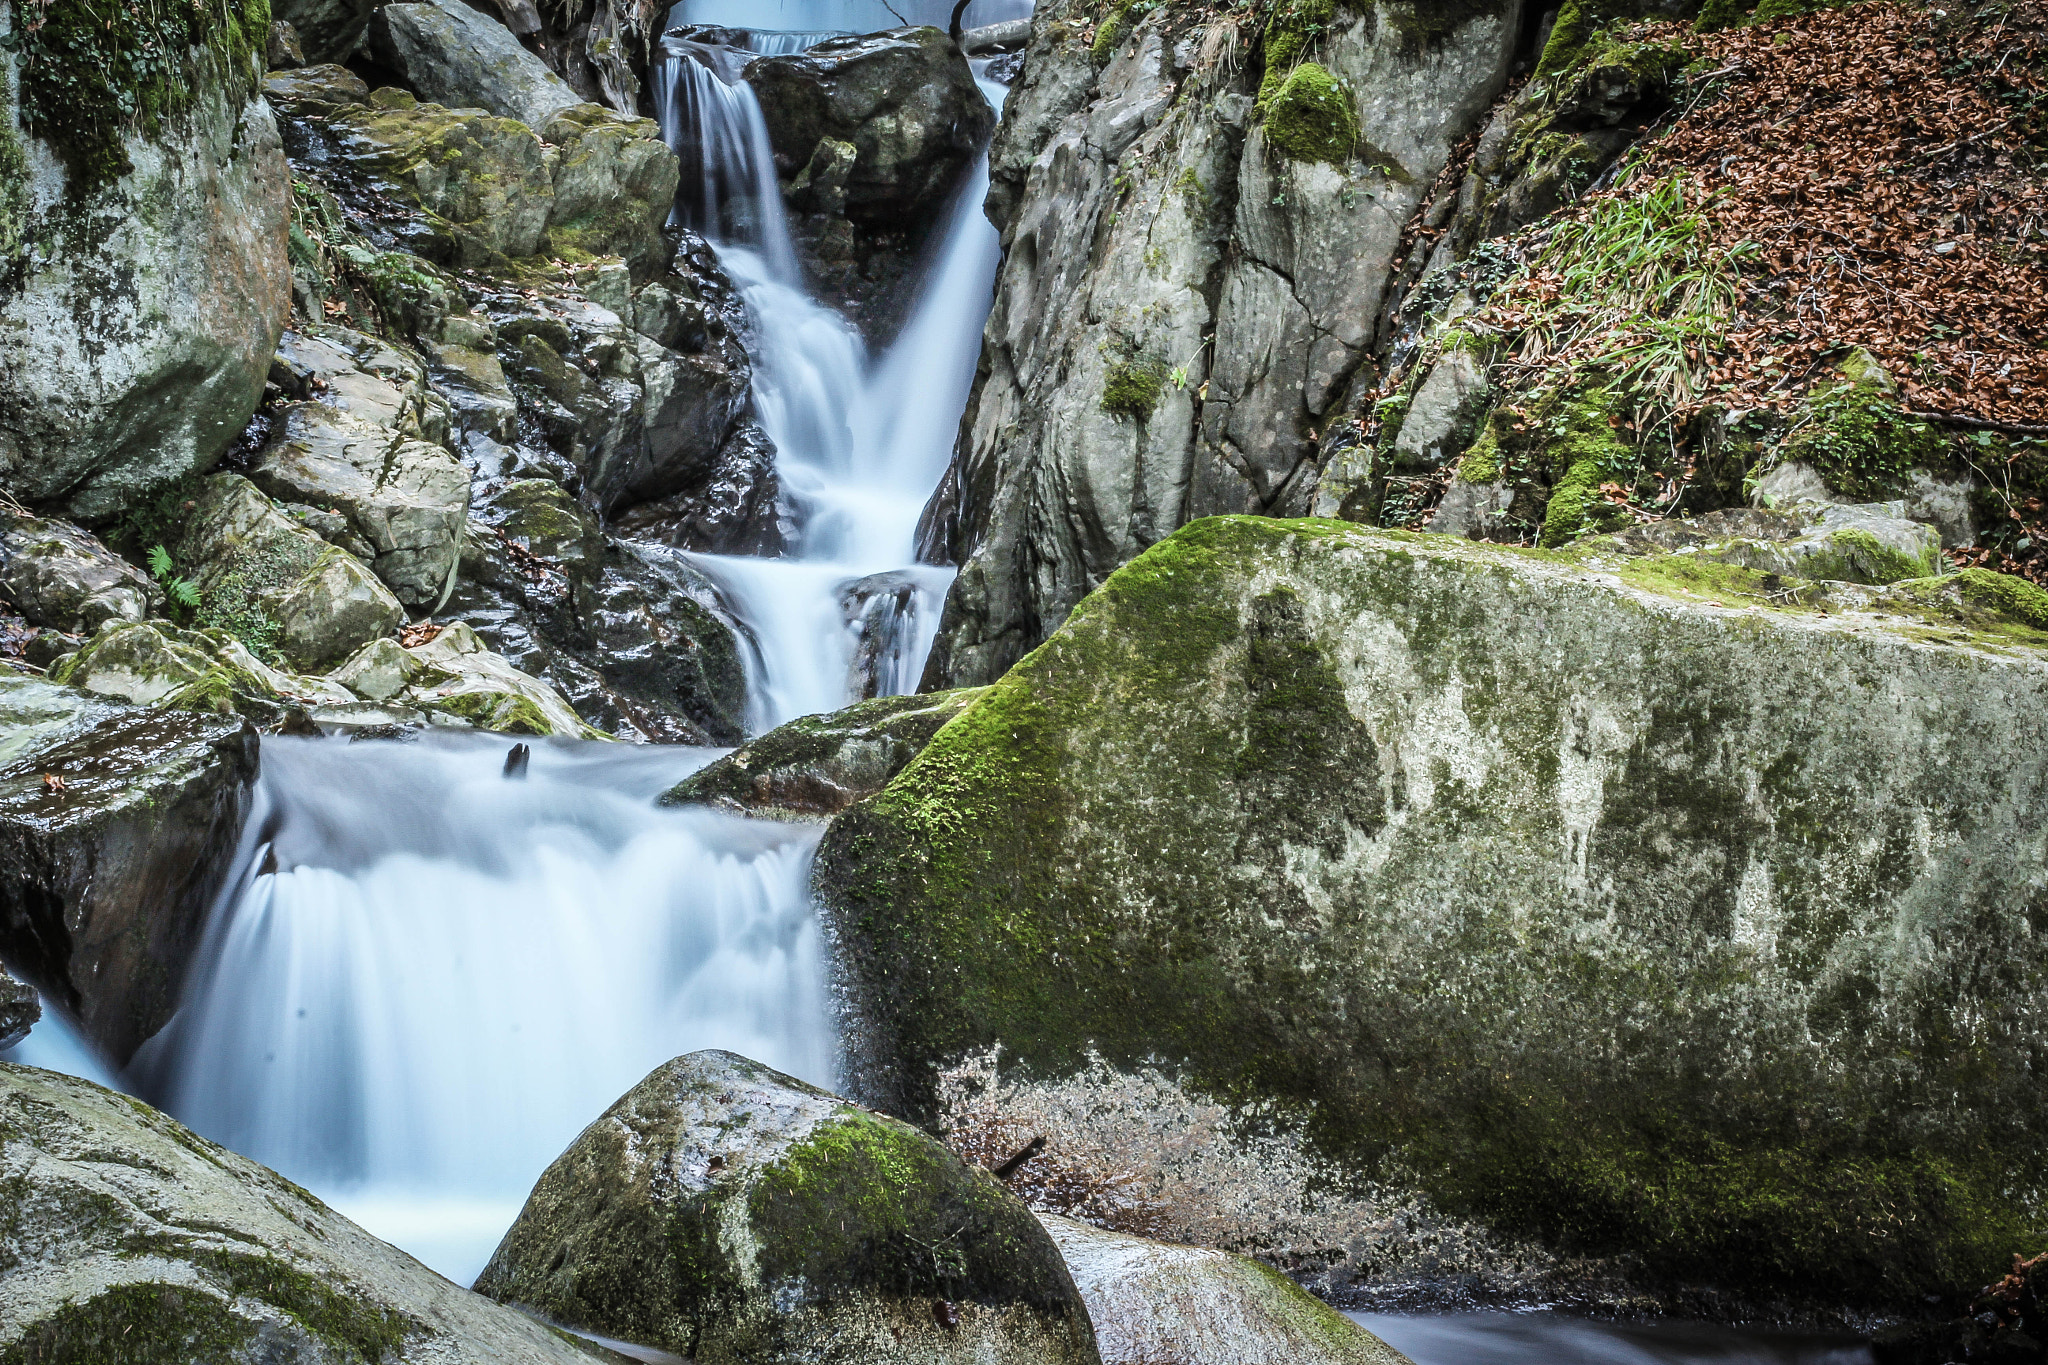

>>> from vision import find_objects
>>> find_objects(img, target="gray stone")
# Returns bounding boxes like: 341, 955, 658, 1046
272, 0, 377, 63
540, 105, 682, 281
370, 0, 582, 131
745, 27, 995, 228
477, 479, 605, 582
0, 962, 38, 1050
662, 687, 985, 821
0, 674, 256, 1063
1040, 1215, 1411, 1365
266, 19, 306, 68
399, 621, 598, 737
1609, 501, 1942, 586
327, 636, 430, 702
474, 1050, 1103, 1365
0, 515, 160, 634
1426, 475, 1514, 539
263, 61, 371, 115
1387, 349, 1492, 473
0, 17, 290, 522
48, 619, 355, 716
174, 475, 405, 672
0, 1063, 625, 1363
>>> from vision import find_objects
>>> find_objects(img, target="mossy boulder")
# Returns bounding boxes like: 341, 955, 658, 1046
0, 1062, 615, 1364
0, 673, 256, 1062
0, 0, 289, 522
1041, 1215, 1410, 1365
173, 475, 404, 672
397, 621, 602, 738
367, 0, 581, 131
473, 1049, 1101, 1365
817, 515, 2048, 1308
1606, 501, 1941, 586
50, 620, 354, 719
1262, 63, 1360, 165
0, 514, 161, 635
539, 105, 681, 282
662, 688, 987, 821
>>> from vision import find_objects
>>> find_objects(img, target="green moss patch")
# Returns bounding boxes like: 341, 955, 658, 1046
1101, 361, 1168, 419
0, 1283, 255, 1365
1774, 385, 1946, 503
1262, 62, 1360, 164
195, 1250, 415, 1362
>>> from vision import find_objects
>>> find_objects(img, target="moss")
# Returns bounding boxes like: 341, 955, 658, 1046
1257, 0, 1338, 110
432, 689, 555, 736
1456, 415, 1505, 484
191, 538, 324, 666
1535, 391, 1637, 547
0, 118, 29, 267
1799, 528, 1936, 586
1261, 62, 1360, 165
1534, 0, 1597, 75
189, 1250, 413, 1362
1692, 0, 1755, 29
1091, 0, 1135, 62
0, 1283, 255, 1365
1101, 361, 1168, 419
1951, 569, 2048, 632
6, 0, 269, 193
1777, 385, 1946, 503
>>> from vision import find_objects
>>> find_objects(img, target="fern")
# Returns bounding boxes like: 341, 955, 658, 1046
148, 544, 202, 611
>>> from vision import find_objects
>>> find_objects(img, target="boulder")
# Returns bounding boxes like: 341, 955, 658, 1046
398, 621, 600, 737
173, 475, 405, 672
263, 61, 372, 117
50, 620, 355, 717
368, 0, 582, 131
328, 636, 430, 703
1606, 501, 1942, 586
0, 1063, 623, 1364
0, 0, 290, 522
663, 687, 985, 820
1040, 1215, 1410, 1365
0, 674, 256, 1062
0, 963, 37, 1050
474, 1049, 1102, 1365
250, 404, 471, 606
477, 479, 606, 581
0, 514, 160, 633
819, 515, 2048, 1305
745, 28, 995, 228
272, 0, 378, 63
270, 324, 454, 444
539, 105, 682, 280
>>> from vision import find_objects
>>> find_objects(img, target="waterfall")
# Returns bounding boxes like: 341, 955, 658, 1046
10, 13, 1012, 1291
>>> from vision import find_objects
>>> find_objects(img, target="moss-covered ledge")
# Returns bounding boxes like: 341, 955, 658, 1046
816, 515, 2048, 1310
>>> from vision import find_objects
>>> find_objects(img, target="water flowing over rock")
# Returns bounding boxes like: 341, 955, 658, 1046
0, 514, 161, 635
1041, 1214, 1411, 1365
919, 0, 1524, 688
475, 1049, 1103, 1365
662, 686, 984, 820
819, 515, 2048, 1306
0, 9, 290, 523
0, 673, 256, 1063
0, 1063, 613, 1365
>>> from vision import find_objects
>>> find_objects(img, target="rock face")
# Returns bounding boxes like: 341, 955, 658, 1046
273, 0, 378, 63
662, 687, 985, 820
0, 1063, 615, 1364
475, 1049, 1102, 1365
0, 514, 161, 634
370, 0, 583, 132
0, 673, 256, 1063
747, 28, 995, 229
1041, 1215, 1410, 1365
0, 962, 37, 1050
0, 1, 291, 522
819, 515, 2048, 1305
919, 0, 1522, 687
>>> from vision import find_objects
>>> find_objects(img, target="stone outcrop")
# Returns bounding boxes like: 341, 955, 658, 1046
1041, 1215, 1411, 1365
0, 962, 37, 1049
369, 0, 583, 132
0, 0, 290, 522
273, 0, 378, 63
662, 687, 985, 820
475, 1049, 1102, 1365
0, 514, 161, 635
49, 620, 354, 716
819, 514, 2048, 1305
919, 0, 1524, 688
0, 1062, 614, 1364
0, 673, 256, 1063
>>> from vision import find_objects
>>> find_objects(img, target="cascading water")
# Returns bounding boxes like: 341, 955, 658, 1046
0, 13, 1013, 1289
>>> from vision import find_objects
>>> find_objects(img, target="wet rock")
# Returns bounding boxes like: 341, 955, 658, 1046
478, 479, 606, 581
270, 324, 453, 444
328, 636, 430, 703
250, 404, 471, 606
663, 687, 985, 821
263, 61, 372, 116
273, 0, 378, 63
840, 568, 951, 700
0, 963, 38, 1050
266, 18, 306, 68
0, 674, 256, 1062
50, 620, 355, 717
0, 1063, 616, 1364
1873, 1251, 2048, 1365
819, 516, 2048, 1305
174, 475, 405, 672
398, 621, 599, 737
746, 27, 994, 229
474, 1049, 1102, 1365
369, 0, 583, 131
0, 18, 289, 522
1040, 1215, 1410, 1365
540, 105, 682, 281
0, 514, 161, 634
611, 423, 789, 556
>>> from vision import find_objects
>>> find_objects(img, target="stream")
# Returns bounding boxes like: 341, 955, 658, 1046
0, 4, 1887, 1360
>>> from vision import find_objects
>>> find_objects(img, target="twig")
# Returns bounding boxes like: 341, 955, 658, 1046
1902, 410, 2048, 439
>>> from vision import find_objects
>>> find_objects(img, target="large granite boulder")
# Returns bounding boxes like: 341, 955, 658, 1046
0, 514, 160, 634
0, 673, 256, 1063
819, 515, 2048, 1307
173, 475, 405, 672
0, 0, 290, 522
1041, 1215, 1410, 1365
368, 0, 582, 131
745, 27, 994, 228
474, 1049, 1102, 1365
0, 1063, 617, 1364
663, 687, 984, 820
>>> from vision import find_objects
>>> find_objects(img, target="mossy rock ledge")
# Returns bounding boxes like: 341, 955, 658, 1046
473, 1049, 1102, 1365
815, 515, 2048, 1308
0, 1062, 608, 1364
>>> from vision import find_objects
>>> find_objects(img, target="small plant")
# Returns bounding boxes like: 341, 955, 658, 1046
147, 545, 201, 612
